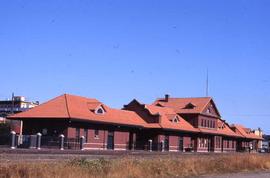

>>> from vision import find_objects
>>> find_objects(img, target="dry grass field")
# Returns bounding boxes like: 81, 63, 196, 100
1, 154, 270, 178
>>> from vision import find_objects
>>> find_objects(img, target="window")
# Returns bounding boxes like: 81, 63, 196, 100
216, 137, 221, 148
93, 105, 106, 115
204, 120, 207, 127
213, 121, 216, 128
94, 129, 99, 139
76, 128, 80, 141
97, 108, 104, 114
207, 120, 210, 128
227, 140, 230, 148
206, 108, 211, 114
172, 116, 180, 123
232, 141, 235, 149
84, 129, 88, 143
201, 119, 204, 127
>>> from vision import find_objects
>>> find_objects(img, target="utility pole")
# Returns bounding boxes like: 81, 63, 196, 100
206, 69, 209, 97
11, 92, 14, 114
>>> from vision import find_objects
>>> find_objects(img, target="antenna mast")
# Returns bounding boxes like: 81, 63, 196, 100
206, 69, 209, 96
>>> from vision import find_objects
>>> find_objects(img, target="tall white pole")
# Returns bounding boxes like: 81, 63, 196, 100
206, 69, 209, 97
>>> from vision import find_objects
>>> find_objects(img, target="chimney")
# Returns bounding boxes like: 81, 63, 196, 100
165, 94, 169, 102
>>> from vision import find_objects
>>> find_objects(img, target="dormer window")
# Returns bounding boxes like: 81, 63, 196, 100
172, 116, 180, 123
206, 108, 211, 114
94, 106, 106, 115
97, 108, 104, 114
183, 103, 196, 109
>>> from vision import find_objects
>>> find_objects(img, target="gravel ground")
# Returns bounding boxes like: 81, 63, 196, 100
200, 172, 270, 178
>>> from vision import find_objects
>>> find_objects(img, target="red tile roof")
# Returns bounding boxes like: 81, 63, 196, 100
153, 97, 218, 115
8, 94, 261, 140
143, 105, 199, 132
8, 94, 147, 127
230, 124, 262, 140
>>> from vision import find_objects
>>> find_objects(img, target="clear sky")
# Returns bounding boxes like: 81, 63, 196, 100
1, 0, 270, 133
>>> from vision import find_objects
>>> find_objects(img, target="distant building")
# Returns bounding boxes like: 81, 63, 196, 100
253, 128, 263, 149
262, 135, 270, 152
0, 96, 39, 118
0, 96, 39, 133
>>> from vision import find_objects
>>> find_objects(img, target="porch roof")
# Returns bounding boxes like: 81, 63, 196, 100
8, 94, 147, 127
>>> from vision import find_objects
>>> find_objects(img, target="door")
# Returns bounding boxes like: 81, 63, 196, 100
107, 131, 114, 150
129, 132, 134, 150
164, 135, 169, 151
179, 137, 184, 152
208, 138, 211, 152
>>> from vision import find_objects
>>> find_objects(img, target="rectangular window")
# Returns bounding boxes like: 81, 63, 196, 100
227, 140, 230, 148
84, 129, 88, 143
207, 120, 210, 128
94, 129, 99, 139
201, 119, 204, 127
75, 128, 80, 141
213, 121, 216, 128
204, 120, 207, 127
232, 141, 235, 149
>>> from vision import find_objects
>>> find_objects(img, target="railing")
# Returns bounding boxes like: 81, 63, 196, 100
8, 133, 82, 150
0, 135, 10, 145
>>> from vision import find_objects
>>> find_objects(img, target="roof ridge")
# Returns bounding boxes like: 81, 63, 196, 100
199, 97, 212, 113
64, 94, 71, 118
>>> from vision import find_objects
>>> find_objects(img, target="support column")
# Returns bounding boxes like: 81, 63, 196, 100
148, 139, 152, 152
161, 140, 165, 152
132, 133, 136, 150
10, 131, 16, 149
59, 134, 65, 150
36, 133, 42, 150
80, 136, 85, 150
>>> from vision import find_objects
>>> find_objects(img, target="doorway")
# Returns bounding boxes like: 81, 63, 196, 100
179, 137, 184, 152
164, 135, 169, 151
107, 131, 114, 150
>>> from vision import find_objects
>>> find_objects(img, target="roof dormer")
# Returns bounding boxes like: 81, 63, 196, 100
87, 102, 106, 115
170, 115, 180, 123
183, 102, 196, 109
95, 106, 106, 115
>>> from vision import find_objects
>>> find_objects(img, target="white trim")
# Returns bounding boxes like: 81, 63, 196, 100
84, 147, 106, 150
169, 149, 178, 152
114, 144, 128, 146
169, 146, 179, 148
85, 143, 106, 145
114, 148, 127, 151
196, 150, 209, 153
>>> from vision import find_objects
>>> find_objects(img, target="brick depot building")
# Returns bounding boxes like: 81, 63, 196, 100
8, 94, 262, 152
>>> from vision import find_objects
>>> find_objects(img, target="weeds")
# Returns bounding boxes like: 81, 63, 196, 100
1, 154, 270, 178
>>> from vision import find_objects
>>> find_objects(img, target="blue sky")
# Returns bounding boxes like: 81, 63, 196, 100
1, 0, 270, 133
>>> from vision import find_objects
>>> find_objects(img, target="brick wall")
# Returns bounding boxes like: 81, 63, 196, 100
114, 131, 130, 150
